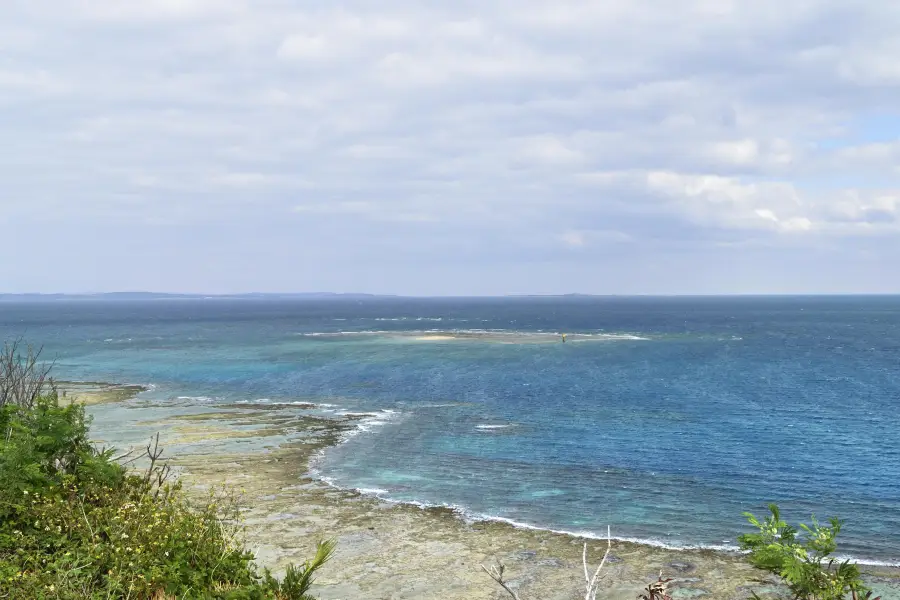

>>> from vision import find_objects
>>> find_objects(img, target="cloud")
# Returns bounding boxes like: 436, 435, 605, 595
559, 229, 632, 248
278, 35, 333, 61
518, 136, 585, 166
2, 0, 900, 293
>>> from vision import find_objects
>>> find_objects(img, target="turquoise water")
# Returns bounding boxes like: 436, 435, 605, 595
1, 296, 898, 562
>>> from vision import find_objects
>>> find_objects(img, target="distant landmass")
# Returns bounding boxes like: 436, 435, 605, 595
0, 292, 393, 302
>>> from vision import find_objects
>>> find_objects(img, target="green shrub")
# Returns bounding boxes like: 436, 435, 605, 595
739, 504, 879, 600
0, 392, 333, 599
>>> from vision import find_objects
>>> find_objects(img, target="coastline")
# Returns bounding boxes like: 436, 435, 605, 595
72, 385, 900, 599
84, 396, 895, 600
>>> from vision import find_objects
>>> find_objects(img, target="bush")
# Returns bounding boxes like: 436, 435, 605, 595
0, 392, 333, 600
739, 504, 879, 600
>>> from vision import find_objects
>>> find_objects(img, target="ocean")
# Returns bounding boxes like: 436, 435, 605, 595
1, 296, 898, 563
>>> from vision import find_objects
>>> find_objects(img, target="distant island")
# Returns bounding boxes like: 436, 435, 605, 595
0, 292, 394, 302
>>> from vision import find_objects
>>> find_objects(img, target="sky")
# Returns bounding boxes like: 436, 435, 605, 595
2, 1, 900, 296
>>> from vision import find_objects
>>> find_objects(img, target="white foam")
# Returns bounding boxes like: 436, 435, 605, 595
296, 329, 651, 341
328, 408, 401, 439
231, 398, 335, 409
356, 487, 390, 496
355, 409, 400, 433
175, 395, 218, 403
308, 408, 403, 478
475, 424, 513, 430
832, 554, 900, 567
304, 474, 900, 566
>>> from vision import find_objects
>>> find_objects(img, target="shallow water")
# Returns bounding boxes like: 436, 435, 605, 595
1, 296, 898, 562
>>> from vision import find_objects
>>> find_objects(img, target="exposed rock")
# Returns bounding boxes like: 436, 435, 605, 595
84, 400, 900, 600
668, 561, 696, 573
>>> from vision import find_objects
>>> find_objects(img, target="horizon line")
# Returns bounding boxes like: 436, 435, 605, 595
2, 291, 900, 299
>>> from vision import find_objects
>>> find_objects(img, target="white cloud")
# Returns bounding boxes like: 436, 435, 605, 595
0, 68, 69, 96
62, 0, 248, 22
278, 35, 333, 61
643, 170, 898, 233
708, 140, 760, 166
3, 0, 900, 292
560, 230, 586, 247
559, 229, 632, 248
518, 136, 584, 166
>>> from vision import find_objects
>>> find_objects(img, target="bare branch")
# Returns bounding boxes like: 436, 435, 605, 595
79, 501, 95, 541
119, 451, 149, 466
583, 526, 612, 600
480, 564, 522, 600
583, 540, 590, 585
482, 526, 615, 600
145, 432, 164, 482
0, 338, 55, 410
110, 448, 136, 462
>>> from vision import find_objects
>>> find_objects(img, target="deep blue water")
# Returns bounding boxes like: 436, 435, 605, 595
1, 297, 898, 562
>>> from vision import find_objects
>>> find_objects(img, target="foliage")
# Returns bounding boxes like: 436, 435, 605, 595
739, 504, 879, 600
0, 390, 333, 599
262, 541, 336, 600
638, 574, 674, 600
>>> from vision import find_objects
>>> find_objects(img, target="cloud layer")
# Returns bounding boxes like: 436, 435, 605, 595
2, 1, 900, 293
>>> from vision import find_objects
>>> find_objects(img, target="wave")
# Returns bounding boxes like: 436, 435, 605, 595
175, 395, 219, 403
141, 389, 895, 567
311, 477, 899, 566
356, 487, 391, 496
308, 408, 402, 479
372, 317, 445, 322
313, 477, 743, 552
232, 398, 336, 409
310, 409, 897, 567
347, 409, 400, 434
296, 329, 651, 341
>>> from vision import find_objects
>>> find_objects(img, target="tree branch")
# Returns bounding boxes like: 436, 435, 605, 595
480, 564, 522, 600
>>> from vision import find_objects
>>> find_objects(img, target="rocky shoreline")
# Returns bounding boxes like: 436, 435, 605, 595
83, 390, 900, 600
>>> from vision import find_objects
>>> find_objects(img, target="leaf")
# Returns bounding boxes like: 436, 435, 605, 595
744, 512, 762, 528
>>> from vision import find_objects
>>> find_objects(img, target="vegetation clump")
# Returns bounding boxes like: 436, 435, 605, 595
0, 341, 332, 600
740, 504, 880, 600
